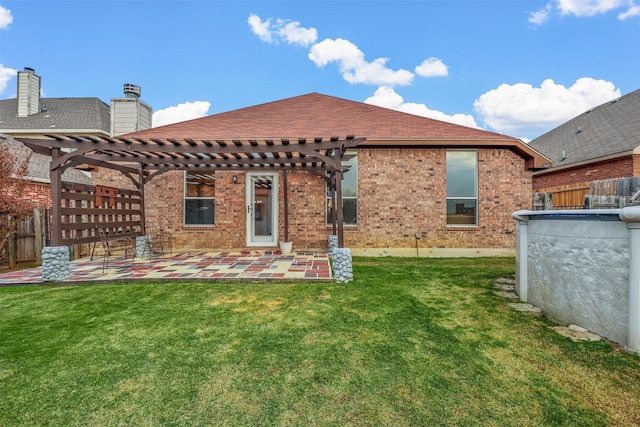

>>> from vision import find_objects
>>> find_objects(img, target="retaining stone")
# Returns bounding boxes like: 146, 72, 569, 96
41, 246, 71, 282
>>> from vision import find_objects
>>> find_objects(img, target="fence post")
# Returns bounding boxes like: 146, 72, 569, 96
8, 215, 16, 268
34, 208, 43, 265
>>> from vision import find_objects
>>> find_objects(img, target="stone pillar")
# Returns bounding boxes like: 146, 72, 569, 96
620, 207, 640, 354
512, 211, 529, 302
41, 246, 71, 282
328, 235, 338, 257
332, 247, 353, 283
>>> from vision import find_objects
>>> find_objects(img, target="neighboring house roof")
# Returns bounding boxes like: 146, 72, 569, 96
1, 135, 92, 185
128, 92, 549, 169
0, 97, 110, 134
0, 96, 108, 186
529, 89, 640, 171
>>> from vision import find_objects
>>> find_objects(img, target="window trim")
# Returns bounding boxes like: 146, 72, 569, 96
446, 149, 478, 227
183, 171, 216, 227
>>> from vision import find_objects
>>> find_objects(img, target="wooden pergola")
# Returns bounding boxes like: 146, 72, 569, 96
18, 134, 365, 249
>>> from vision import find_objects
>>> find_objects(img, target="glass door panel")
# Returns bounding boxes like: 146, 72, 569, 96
246, 173, 278, 246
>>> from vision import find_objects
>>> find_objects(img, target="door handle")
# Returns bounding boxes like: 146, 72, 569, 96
247, 205, 252, 214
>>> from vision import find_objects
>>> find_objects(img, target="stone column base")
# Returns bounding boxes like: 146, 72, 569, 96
41, 246, 71, 281
328, 235, 338, 257
332, 247, 353, 283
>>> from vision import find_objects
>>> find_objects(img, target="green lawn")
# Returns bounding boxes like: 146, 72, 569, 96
1, 257, 639, 426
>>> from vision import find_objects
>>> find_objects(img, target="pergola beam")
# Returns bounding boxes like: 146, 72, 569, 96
18, 134, 365, 250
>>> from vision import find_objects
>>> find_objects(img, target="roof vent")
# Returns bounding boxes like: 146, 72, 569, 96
123, 83, 141, 98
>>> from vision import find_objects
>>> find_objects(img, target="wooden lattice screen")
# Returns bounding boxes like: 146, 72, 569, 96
59, 182, 143, 246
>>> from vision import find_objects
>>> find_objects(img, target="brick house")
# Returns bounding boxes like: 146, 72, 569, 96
529, 88, 640, 192
0, 68, 152, 207
89, 92, 549, 256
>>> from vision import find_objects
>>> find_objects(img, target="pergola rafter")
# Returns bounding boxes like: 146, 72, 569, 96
18, 134, 365, 249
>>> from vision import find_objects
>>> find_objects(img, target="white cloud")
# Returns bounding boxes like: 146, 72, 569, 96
557, 0, 628, 16
0, 6, 12, 29
473, 78, 621, 139
532, 0, 639, 23
248, 13, 317, 47
415, 58, 448, 78
152, 101, 211, 127
619, 4, 640, 18
529, 4, 553, 24
247, 14, 273, 43
277, 20, 318, 46
0, 64, 17, 94
365, 86, 479, 129
309, 38, 414, 86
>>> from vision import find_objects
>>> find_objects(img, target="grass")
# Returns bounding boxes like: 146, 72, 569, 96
1, 257, 640, 426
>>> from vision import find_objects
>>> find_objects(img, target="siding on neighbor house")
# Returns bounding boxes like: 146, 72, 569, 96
93, 146, 531, 251
532, 155, 637, 191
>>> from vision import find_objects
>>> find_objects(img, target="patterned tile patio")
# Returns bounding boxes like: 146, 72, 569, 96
0, 251, 332, 285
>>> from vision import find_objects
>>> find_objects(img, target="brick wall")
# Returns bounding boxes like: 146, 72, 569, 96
93, 147, 532, 252
21, 182, 52, 208
348, 147, 530, 249
533, 156, 635, 191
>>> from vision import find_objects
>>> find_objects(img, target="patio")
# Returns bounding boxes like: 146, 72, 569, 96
0, 250, 332, 285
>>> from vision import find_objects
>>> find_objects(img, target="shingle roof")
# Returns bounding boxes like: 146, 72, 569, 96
0, 97, 110, 133
529, 89, 640, 168
129, 92, 517, 141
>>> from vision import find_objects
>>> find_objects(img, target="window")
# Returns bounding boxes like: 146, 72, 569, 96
446, 150, 477, 226
327, 151, 358, 225
184, 172, 215, 226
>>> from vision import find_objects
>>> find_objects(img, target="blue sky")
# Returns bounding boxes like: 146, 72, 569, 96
0, 0, 638, 141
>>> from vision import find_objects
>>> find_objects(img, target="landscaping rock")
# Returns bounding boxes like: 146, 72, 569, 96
507, 303, 542, 315
551, 324, 602, 342
493, 290, 519, 300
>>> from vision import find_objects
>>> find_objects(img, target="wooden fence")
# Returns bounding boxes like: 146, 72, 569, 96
1, 208, 45, 269
1, 182, 143, 269
535, 177, 640, 210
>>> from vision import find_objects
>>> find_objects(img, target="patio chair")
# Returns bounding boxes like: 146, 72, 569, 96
142, 222, 173, 259
97, 227, 135, 273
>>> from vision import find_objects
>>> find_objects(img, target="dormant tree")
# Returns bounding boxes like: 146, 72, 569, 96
0, 143, 37, 254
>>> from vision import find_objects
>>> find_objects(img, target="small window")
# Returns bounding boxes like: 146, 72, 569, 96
446, 150, 477, 226
184, 172, 215, 226
327, 151, 358, 225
